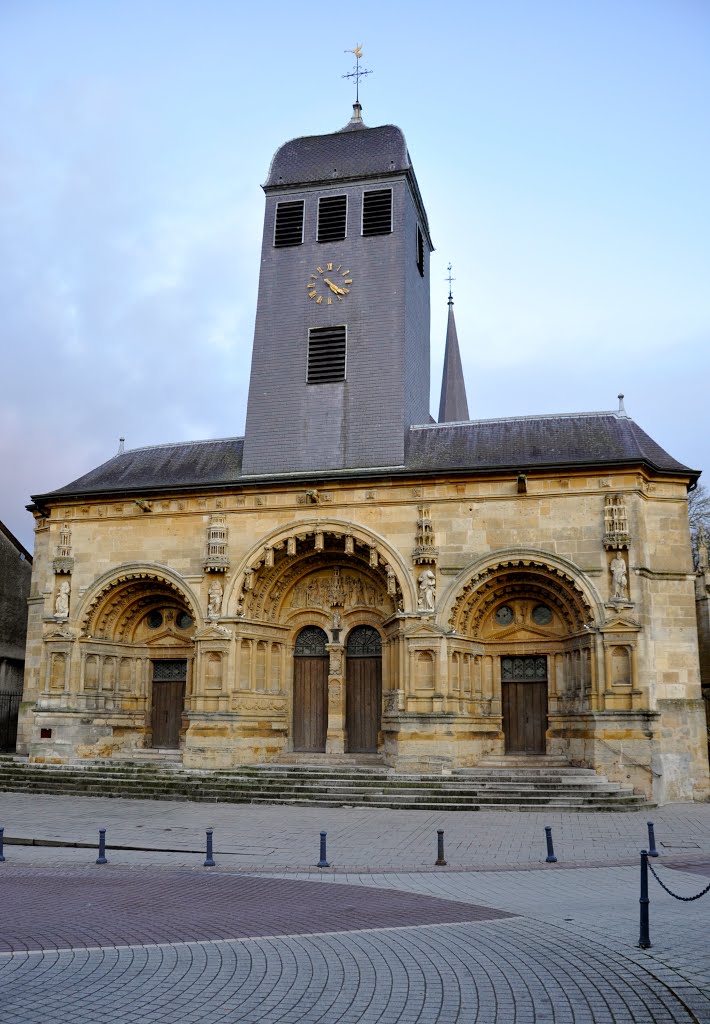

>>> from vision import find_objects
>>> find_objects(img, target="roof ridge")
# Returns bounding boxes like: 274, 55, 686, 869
411, 410, 623, 431
118, 436, 244, 456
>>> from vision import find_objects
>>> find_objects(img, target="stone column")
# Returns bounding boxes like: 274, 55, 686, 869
325, 643, 345, 753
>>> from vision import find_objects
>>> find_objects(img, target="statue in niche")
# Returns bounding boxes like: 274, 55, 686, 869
54, 579, 70, 618
207, 579, 223, 618
417, 569, 436, 612
610, 553, 628, 600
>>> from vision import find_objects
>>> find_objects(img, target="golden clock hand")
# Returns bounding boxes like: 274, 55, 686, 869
323, 278, 340, 294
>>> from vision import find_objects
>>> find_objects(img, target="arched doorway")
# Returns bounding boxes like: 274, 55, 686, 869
447, 556, 598, 760
293, 626, 329, 752
78, 571, 198, 752
346, 626, 382, 753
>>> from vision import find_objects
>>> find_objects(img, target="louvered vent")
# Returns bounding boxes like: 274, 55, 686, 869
274, 200, 304, 247
317, 195, 347, 242
307, 326, 346, 384
362, 189, 392, 236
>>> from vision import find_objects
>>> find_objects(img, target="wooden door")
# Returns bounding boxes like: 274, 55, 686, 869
293, 657, 328, 751
501, 656, 547, 754
346, 626, 382, 754
151, 680, 185, 748
346, 658, 382, 752
293, 627, 329, 752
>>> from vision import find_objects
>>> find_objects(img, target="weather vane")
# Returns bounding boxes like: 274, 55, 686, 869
343, 45, 372, 103
446, 262, 456, 304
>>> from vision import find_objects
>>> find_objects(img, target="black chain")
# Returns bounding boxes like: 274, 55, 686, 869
648, 860, 710, 902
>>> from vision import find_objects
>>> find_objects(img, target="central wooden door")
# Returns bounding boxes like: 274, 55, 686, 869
151, 660, 187, 749
501, 656, 547, 754
346, 626, 382, 753
293, 626, 328, 752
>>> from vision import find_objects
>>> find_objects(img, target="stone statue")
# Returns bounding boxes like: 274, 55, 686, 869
207, 579, 223, 618
610, 553, 628, 600
417, 569, 436, 612
54, 580, 70, 618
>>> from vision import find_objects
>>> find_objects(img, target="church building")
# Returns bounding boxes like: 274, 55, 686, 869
18, 98, 709, 805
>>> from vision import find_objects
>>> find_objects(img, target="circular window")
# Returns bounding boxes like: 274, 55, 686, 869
146, 610, 163, 629
176, 611, 194, 630
532, 604, 552, 625
495, 605, 514, 626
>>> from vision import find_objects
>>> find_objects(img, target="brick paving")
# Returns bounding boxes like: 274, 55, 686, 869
0, 866, 512, 952
1, 793, 709, 1021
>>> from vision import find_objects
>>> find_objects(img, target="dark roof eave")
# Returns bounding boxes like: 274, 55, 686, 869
29, 456, 700, 508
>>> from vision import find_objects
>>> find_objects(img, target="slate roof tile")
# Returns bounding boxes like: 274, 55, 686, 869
34, 413, 694, 505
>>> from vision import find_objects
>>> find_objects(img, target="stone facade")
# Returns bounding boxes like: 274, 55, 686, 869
18, 470, 710, 803
17, 105, 710, 804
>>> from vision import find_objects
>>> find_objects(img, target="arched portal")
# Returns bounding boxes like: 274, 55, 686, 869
448, 555, 598, 759
79, 569, 198, 750
293, 626, 329, 752
346, 626, 382, 753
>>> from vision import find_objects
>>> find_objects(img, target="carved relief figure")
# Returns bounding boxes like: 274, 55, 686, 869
207, 579, 223, 618
610, 553, 628, 600
417, 569, 436, 611
55, 579, 70, 618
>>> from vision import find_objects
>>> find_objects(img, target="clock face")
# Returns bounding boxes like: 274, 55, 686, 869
307, 262, 353, 304
495, 605, 514, 626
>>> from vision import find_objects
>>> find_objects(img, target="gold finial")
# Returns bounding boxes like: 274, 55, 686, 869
343, 44, 372, 104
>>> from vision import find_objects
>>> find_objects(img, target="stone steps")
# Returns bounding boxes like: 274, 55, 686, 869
0, 758, 650, 811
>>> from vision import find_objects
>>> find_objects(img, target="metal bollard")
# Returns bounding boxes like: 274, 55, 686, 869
0, 826, 5, 863
544, 826, 557, 863
96, 827, 108, 865
204, 828, 216, 867
317, 831, 330, 868
647, 821, 659, 858
436, 829, 447, 866
638, 850, 652, 948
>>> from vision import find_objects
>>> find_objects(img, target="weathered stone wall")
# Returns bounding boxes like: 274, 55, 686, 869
17, 468, 710, 801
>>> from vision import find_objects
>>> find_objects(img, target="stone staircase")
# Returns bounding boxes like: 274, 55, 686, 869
0, 755, 651, 810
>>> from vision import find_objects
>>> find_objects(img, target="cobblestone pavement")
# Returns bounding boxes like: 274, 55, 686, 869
1, 794, 710, 1021
2, 792, 710, 870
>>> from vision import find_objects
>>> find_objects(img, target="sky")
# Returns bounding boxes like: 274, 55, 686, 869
1, 0, 709, 552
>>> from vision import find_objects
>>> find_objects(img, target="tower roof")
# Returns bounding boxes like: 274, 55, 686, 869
438, 300, 469, 423
265, 123, 411, 189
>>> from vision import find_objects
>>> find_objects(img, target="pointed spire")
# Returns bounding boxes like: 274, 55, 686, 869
438, 266, 469, 423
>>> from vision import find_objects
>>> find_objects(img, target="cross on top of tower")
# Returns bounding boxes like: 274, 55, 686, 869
343, 44, 372, 104
446, 262, 456, 305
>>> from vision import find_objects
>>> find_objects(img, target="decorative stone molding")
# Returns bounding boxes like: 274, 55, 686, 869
78, 565, 200, 639
383, 689, 405, 714
228, 521, 411, 618
53, 522, 74, 574
204, 513, 230, 573
603, 494, 630, 550
447, 555, 595, 634
413, 505, 438, 565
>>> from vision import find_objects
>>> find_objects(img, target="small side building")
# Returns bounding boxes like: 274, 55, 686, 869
0, 521, 32, 750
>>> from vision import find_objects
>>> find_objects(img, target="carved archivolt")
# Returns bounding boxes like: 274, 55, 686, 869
447, 556, 596, 637
226, 521, 412, 618
79, 566, 200, 640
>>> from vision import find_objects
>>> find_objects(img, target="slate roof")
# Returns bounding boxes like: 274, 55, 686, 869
265, 123, 411, 189
33, 412, 696, 506
438, 302, 469, 423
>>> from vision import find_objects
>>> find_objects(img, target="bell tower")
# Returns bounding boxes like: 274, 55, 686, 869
241, 96, 433, 477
